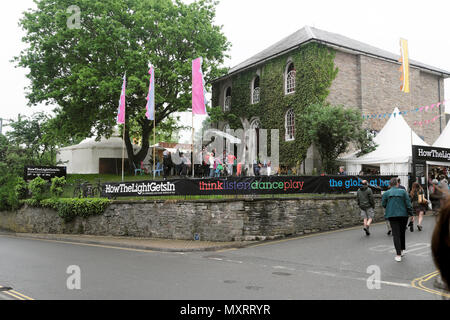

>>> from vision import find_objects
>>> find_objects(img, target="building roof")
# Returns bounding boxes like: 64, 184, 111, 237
213, 26, 450, 83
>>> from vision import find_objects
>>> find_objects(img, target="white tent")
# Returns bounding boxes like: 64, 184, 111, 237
57, 129, 143, 174
341, 107, 429, 186
433, 120, 450, 148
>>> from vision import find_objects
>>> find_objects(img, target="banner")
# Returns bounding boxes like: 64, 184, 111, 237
101, 175, 395, 198
146, 66, 155, 121
117, 74, 126, 124
192, 57, 207, 115
399, 38, 410, 93
24, 166, 67, 181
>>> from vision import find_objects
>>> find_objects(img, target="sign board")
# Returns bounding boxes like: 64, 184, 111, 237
24, 166, 67, 181
101, 175, 394, 198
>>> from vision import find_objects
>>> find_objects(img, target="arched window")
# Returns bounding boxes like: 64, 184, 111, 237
224, 87, 232, 112
251, 76, 260, 104
285, 63, 296, 95
285, 109, 295, 141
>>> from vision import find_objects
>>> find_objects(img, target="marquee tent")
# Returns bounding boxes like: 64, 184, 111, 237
433, 120, 450, 148
57, 129, 142, 174
340, 107, 429, 186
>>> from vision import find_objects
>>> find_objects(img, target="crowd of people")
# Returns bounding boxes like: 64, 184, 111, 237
160, 147, 273, 179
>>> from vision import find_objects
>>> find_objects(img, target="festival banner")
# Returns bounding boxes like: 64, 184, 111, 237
117, 74, 126, 124
146, 66, 155, 121
24, 166, 67, 181
101, 175, 394, 198
192, 57, 208, 115
399, 38, 410, 93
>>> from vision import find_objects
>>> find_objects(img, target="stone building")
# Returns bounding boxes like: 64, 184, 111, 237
211, 26, 450, 174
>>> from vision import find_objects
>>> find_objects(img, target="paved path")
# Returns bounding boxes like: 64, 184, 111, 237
0, 215, 447, 300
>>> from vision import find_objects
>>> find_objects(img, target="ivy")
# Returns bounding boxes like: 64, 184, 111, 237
211, 43, 339, 168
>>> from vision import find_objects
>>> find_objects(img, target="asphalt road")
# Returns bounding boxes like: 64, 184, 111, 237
0, 215, 447, 300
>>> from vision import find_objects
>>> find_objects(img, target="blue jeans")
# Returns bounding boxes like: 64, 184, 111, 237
209, 168, 215, 177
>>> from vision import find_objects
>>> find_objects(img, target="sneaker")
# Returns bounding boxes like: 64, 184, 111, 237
364, 228, 370, 236
408, 222, 414, 232
395, 256, 402, 262
387, 230, 392, 236
417, 225, 422, 231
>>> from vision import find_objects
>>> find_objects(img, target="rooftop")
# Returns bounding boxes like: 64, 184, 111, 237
213, 26, 450, 83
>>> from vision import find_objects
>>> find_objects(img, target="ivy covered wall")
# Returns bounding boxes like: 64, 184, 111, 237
211, 42, 339, 167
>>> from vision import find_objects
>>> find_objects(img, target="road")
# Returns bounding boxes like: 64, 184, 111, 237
0, 215, 447, 300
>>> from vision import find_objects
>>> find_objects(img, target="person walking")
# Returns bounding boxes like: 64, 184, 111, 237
357, 180, 375, 236
382, 178, 413, 262
409, 182, 428, 231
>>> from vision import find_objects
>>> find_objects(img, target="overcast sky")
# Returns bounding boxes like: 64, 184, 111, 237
1, 0, 449, 139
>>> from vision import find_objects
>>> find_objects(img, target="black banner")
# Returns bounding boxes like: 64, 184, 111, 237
412, 145, 450, 163
101, 175, 394, 198
24, 166, 67, 181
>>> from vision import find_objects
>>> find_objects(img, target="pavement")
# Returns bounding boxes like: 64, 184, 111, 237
0, 229, 256, 252
0, 215, 447, 300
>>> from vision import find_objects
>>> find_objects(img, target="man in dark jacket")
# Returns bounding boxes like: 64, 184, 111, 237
357, 180, 375, 236
382, 178, 413, 262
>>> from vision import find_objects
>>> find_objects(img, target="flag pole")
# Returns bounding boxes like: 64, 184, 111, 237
153, 117, 156, 179
192, 112, 195, 178
122, 121, 125, 182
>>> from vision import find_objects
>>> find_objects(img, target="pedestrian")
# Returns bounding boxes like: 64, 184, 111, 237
431, 192, 450, 296
209, 152, 215, 178
397, 178, 406, 190
338, 166, 347, 175
226, 152, 236, 176
409, 182, 428, 232
430, 179, 443, 214
357, 180, 375, 236
382, 177, 414, 262
266, 160, 272, 176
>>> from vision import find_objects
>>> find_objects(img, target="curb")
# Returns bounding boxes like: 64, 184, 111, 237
0, 232, 256, 253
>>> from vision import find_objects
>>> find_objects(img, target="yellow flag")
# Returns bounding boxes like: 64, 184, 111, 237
400, 39, 410, 93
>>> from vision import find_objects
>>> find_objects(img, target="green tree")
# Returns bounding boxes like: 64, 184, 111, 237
14, 0, 230, 171
301, 103, 376, 174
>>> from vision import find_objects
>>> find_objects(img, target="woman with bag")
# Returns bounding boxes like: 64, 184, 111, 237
409, 182, 428, 231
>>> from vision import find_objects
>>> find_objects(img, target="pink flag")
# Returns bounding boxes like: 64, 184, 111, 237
146, 66, 155, 121
117, 74, 126, 124
192, 57, 208, 115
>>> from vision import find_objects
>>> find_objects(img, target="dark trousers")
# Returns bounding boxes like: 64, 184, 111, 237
389, 217, 409, 255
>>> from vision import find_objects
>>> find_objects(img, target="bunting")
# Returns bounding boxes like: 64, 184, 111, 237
362, 100, 447, 120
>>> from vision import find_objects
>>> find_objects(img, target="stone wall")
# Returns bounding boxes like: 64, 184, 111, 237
0, 195, 385, 242
328, 52, 444, 145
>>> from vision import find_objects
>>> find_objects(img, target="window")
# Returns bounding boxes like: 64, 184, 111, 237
224, 87, 232, 112
251, 76, 260, 104
285, 63, 296, 95
285, 109, 295, 141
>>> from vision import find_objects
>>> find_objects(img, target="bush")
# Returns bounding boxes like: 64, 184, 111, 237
50, 176, 66, 198
14, 177, 28, 200
28, 177, 48, 202
41, 198, 111, 222
0, 176, 20, 211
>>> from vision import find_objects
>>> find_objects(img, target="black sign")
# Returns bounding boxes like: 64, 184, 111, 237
101, 175, 394, 198
412, 145, 450, 163
24, 166, 67, 181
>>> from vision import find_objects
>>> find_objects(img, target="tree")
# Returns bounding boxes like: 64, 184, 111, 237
14, 0, 230, 171
301, 103, 376, 174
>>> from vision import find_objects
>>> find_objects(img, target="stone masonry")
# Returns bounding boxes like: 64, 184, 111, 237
0, 195, 385, 242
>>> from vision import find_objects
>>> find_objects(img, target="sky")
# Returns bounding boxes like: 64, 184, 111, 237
1, 0, 449, 140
